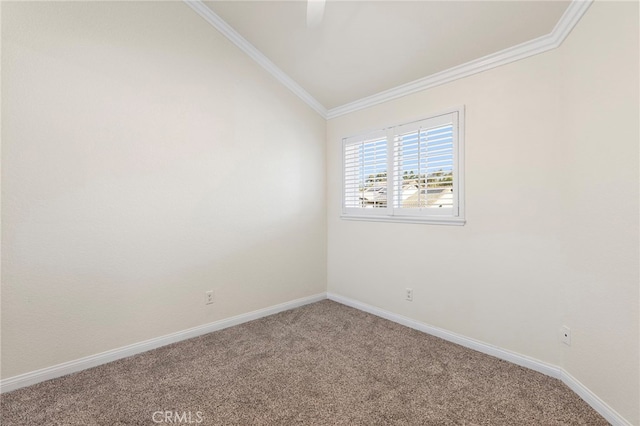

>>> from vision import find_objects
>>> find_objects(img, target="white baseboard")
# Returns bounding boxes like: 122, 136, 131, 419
327, 292, 632, 426
1, 291, 632, 426
0, 292, 326, 394
560, 370, 632, 426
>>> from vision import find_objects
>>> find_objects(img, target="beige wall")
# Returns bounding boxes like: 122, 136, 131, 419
327, 2, 638, 424
560, 2, 639, 422
2, 0, 638, 424
1, 2, 326, 378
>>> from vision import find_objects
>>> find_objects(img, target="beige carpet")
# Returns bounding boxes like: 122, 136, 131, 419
1, 300, 607, 425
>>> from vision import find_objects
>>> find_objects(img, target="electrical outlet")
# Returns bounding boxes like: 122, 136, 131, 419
205, 290, 214, 305
560, 326, 571, 345
405, 288, 413, 301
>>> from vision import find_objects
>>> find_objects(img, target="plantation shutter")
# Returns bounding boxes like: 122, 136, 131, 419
343, 130, 389, 213
392, 112, 458, 216
341, 107, 464, 224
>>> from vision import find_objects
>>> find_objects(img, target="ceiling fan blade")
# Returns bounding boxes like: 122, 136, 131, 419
306, 0, 326, 28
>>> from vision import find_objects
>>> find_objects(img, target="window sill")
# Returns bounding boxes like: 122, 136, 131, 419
340, 215, 466, 226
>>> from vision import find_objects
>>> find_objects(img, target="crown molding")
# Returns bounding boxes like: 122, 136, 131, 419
184, 0, 328, 119
184, 0, 592, 121
326, 0, 592, 119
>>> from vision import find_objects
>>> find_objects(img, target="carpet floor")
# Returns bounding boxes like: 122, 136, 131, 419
1, 300, 608, 425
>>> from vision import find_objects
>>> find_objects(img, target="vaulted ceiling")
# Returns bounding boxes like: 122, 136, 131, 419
188, 1, 589, 118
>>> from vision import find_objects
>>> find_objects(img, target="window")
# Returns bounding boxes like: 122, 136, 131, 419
342, 107, 465, 225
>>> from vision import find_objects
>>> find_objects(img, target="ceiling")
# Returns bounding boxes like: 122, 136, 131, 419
202, 1, 571, 111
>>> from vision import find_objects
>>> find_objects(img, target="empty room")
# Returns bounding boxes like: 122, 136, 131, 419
1, 0, 638, 425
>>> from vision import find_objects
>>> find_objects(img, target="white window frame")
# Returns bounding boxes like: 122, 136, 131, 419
341, 106, 465, 225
